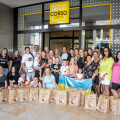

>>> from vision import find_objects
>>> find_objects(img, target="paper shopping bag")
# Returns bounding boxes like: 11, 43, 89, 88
39, 89, 51, 104
84, 93, 97, 110
29, 88, 39, 103
50, 89, 58, 103
97, 95, 109, 113
69, 91, 80, 106
19, 88, 29, 102
0, 89, 9, 103
56, 90, 67, 105
9, 88, 20, 103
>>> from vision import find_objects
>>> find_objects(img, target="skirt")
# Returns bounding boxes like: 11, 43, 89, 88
100, 72, 110, 85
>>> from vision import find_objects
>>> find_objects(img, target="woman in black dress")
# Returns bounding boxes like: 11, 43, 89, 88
9, 50, 22, 73
77, 49, 86, 68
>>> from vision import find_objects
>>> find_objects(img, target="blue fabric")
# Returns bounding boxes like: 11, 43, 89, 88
58, 74, 92, 90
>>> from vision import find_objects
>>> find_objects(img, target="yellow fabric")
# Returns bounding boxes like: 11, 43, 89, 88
99, 57, 114, 81
58, 84, 91, 94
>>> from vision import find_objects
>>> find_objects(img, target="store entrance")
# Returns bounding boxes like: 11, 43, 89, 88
48, 31, 79, 53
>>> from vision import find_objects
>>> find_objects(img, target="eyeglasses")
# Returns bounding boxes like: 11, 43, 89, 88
104, 50, 108, 52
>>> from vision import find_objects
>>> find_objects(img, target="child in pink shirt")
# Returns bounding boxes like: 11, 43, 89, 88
67, 57, 78, 78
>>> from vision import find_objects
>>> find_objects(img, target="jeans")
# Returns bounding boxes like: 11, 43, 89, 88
3, 68, 8, 76
25, 68, 35, 82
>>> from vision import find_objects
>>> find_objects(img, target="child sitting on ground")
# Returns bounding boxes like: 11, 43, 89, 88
29, 77, 41, 88
18, 70, 30, 88
76, 67, 84, 80
60, 59, 68, 75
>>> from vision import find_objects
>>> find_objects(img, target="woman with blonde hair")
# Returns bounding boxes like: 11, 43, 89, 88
40, 67, 57, 88
0, 66, 7, 88
77, 49, 86, 68
67, 57, 78, 78
74, 48, 80, 64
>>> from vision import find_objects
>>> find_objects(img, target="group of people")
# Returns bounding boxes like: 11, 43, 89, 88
0, 45, 120, 99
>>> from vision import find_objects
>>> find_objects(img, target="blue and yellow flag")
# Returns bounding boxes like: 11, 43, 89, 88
58, 74, 92, 94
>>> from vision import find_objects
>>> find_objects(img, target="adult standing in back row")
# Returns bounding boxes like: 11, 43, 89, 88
32, 45, 39, 58
99, 47, 114, 96
60, 46, 70, 64
22, 47, 35, 82
0, 48, 9, 76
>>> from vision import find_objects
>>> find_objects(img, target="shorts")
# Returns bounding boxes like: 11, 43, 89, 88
94, 75, 99, 85
110, 82, 120, 91
100, 72, 110, 85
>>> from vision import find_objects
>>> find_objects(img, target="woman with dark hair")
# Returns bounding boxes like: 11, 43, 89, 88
110, 51, 120, 98
84, 55, 98, 79
88, 48, 93, 56
9, 50, 22, 73
7, 66, 20, 88
0, 48, 9, 76
99, 47, 114, 96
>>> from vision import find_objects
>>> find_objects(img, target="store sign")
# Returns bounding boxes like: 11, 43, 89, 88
50, 1, 70, 24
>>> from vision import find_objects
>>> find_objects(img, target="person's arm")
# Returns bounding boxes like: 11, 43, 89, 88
29, 83, 34, 88
39, 77, 45, 88
37, 83, 41, 88
18, 82, 21, 88
19, 60, 22, 72
92, 69, 98, 79
52, 78, 57, 88
39, 63, 46, 69
22, 63, 25, 70
5, 80, 7, 88
56, 69, 60, 73
9, 61, 12, 72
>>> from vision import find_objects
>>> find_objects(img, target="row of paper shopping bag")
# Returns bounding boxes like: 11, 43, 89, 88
0, 87, 120, 115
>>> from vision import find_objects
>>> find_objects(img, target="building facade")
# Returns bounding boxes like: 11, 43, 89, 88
14, 0, 120, 56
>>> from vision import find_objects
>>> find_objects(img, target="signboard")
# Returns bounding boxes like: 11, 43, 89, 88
50, 1, 70, 24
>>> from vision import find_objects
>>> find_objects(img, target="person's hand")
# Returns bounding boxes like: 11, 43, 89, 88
39, 77, 43, 81
101, 74, 106, 80
92, 76, 94, 80
99, 75, 101, 81
118, 80, 120, 84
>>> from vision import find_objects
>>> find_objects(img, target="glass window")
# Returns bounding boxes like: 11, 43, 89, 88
17, 33, 42, 55
82, 5, 110, 26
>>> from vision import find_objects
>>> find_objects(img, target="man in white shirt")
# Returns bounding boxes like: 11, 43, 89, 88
32, 45, 39, 58
22, 47, 35, 82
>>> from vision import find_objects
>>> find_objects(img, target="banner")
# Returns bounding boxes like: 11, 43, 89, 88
58, 74, 92, 94
50, 1, 70, 24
